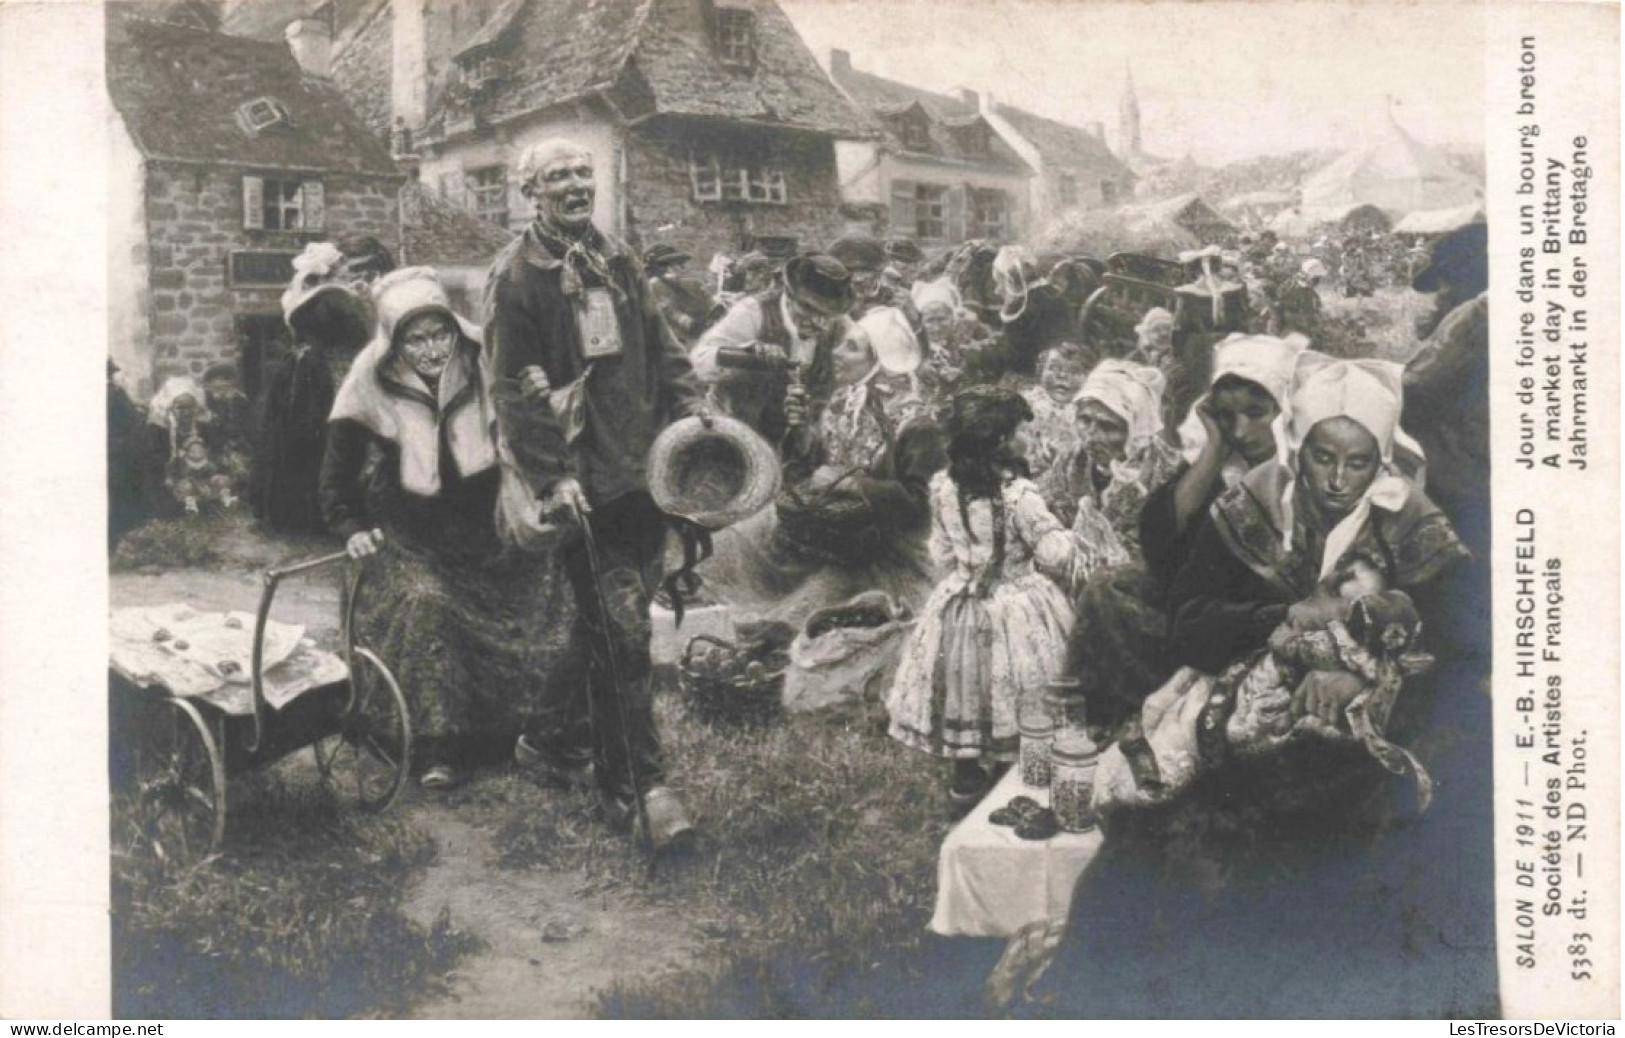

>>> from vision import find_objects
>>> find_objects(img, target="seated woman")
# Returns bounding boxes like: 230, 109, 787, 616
912, 277, 996, 403
1167, 352, 1464, 676
1061, 333, 1304, 734
1024, 354, 1479, 1020
319, 267, 575, 790
1125, 306, 1191, 430
143, 375, 212, 520
1035, 357, 1176, 541
698, 307, 947, 628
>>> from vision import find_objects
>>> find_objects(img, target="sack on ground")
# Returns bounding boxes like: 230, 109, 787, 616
783, 590, 914, 714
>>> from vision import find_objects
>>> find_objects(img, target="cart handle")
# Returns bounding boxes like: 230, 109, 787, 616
266, 548, 352, 582
245, 536, 381, 754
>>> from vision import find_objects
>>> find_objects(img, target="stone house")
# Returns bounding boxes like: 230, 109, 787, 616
976, 95, 1136, 229
106, 8, 403, 401
827, 50, 1033, 248
300, 0, 871, 273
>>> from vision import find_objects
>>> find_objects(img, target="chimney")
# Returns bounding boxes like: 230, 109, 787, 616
957, 88, 979, 111
393, 0, 429, 131
829, 48, 852, 77
285, 16, 332, 78
1085, 121, 1105, 141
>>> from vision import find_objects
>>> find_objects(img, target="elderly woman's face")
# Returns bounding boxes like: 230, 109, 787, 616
1139, 317, 1174, 357
1208, 378, 1281, 467
1299, 417, 1381, 520
832, 327, 876, 386
171, 394, 199, 421
1074, 398, 1130, 468
921, 302, 955, 345
399, 313, 458, 381
531, 152, 595, 229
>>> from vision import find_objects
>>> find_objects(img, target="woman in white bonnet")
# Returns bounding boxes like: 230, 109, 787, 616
1167, 352, 1466, 680
1061, 333, 1302, 735
321, 267, 574, 791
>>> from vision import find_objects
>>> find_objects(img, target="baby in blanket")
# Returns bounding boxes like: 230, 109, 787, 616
1096, 558, 1436, 813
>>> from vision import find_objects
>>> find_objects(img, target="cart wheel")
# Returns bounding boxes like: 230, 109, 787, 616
117, 698, 226, 867
314, 647, 411, 811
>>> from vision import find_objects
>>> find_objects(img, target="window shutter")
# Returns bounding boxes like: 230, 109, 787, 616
242, 175, 265, 230
889, 179, 915, 236
946, 184, 966, 243
302, 180, 325, 231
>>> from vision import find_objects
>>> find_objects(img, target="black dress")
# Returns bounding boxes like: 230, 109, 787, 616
319, 419, 579, 757
252, 346, 335, 535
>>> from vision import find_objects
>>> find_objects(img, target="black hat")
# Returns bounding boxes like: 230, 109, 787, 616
1412, 221, 1488, 294
828, 235, 887, 273
884, 237, 924, 263
643, 243, 692, 270
783, 253, 855, 316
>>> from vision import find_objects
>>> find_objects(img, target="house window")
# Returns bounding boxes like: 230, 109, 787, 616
714, 7, 756, 68
242, 175, 325, 231
1100, 179, 1122, 206
690, 154, 787, 205
1058, 174, 1078, 207
913, 184, 948, 241
468, 165, 508, 225
899, 113, 931, 152
968, 188, 1009, 240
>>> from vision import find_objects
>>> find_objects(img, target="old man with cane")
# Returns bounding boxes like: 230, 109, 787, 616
484, 137, 705, 850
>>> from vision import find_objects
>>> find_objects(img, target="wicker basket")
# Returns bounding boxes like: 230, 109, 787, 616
678, 634, 785, 728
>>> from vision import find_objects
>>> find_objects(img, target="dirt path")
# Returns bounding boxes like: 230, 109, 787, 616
112, 566, 701, 1019
400, 807, 701, 1019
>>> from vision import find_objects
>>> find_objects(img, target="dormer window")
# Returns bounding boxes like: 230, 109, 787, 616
235, 96, 292, 138
714, 6, 756, 69
462, 56, 509, 90
899, 112, 931, 151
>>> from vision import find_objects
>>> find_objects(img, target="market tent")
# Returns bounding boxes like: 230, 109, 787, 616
1394, 202, 1486, 235
1299, 111, 1481, 222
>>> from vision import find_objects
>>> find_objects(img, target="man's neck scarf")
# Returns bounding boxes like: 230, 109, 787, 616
534, 216, 624, 303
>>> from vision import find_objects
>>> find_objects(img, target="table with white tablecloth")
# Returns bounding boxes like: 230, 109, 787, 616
930, 764, 1105, 938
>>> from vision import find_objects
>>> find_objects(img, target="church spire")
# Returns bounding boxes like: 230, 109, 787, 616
1118, 59, 1142, 162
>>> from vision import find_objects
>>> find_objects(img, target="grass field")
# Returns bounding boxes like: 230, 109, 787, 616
112, 772, 478, 1019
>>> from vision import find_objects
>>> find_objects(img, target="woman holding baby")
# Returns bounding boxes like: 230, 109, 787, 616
1023, 351, 1485, 1019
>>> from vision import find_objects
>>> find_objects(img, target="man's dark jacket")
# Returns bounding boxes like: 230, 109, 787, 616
484, 222, 703, 506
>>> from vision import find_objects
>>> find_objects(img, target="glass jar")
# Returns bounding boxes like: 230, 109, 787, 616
1050, 732, 1101, 833
1044, 678, 1087, 736
1018, 716, 1053, 789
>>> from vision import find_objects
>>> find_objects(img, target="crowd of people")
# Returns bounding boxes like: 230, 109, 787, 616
108, 135, 1492, 998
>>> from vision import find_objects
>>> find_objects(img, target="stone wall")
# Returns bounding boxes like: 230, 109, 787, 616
624, 120, 847, 270
143, 162, 400, 388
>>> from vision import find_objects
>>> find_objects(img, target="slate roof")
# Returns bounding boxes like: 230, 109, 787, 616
989, 102, 1133, 182
400, 183, 517, 268
829, 63, 1028, 172
107, 10, 401, 177
426, 0, 870, 140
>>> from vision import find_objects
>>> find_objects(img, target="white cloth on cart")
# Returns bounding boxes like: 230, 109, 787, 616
929, 765, 1104, 938
110, 603, 342, 710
